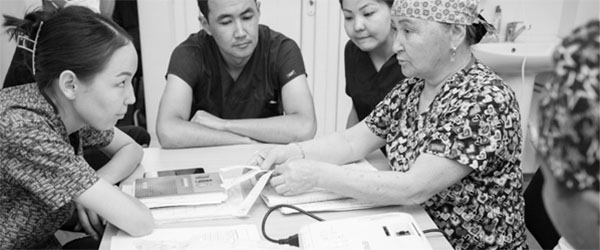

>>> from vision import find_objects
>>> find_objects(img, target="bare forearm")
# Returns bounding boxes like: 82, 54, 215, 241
96, 143, 142, 184
316, 164, 423, 205
224, 114, 316, 143
157, 119, 253, 148
299, 126, 381, 164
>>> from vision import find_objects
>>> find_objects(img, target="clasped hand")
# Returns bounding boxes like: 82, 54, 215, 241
250, 145, 320, 196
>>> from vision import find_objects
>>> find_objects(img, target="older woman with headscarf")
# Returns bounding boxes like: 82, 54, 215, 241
253, 0, 527, 249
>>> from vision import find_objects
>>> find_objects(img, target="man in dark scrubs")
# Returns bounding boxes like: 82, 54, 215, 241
157, 0, 317, 148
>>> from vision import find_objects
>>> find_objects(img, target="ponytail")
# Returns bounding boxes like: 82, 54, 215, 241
2, 6, 131, 89
3, 10, 54, 82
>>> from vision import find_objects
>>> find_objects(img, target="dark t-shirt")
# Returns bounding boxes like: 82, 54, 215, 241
344, 40, 405, 121
167, 25, 306, 120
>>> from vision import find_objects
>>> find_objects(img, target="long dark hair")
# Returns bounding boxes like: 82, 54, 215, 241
3, 6, 132, 89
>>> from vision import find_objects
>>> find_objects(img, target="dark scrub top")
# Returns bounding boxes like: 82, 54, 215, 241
0, 83, 111, 249
365, 60, 527, 250
167, 25, 306, 120
344, 40, 405, 121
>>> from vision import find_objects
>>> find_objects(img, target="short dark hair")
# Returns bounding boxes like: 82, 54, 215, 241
465, 15, 489, 45
197, 0, 258, 22
441, 15, 489, 46
197, 0, 209, 19
3, 6, 132, 89
465, 24, 487, 45
338, 0, 394, 8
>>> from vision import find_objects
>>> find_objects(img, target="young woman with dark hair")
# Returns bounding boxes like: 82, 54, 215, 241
0, 6, 154, 249
339, 0, 405, 128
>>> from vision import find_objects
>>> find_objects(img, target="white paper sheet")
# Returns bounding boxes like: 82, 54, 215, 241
111, 225, 298, 250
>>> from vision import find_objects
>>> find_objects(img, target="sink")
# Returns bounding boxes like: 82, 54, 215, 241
471, 41, 560, 73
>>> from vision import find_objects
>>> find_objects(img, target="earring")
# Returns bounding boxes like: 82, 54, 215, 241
450, 47, 457, 62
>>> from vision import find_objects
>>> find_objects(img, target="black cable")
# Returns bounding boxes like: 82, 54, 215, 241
261, 204, 325, 247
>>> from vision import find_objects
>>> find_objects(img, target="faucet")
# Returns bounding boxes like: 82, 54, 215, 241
505, 21, 530, 42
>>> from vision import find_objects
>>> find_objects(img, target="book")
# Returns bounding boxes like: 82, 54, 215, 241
134, 172, 228, 208
123, 165, 272, 224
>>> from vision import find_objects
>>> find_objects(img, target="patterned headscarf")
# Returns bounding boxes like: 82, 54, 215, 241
391, 0, 479, 25
535, 19, 599, 192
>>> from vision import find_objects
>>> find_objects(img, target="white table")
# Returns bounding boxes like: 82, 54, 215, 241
99, 144, 453, 249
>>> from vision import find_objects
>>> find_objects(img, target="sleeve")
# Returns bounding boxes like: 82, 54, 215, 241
80, 126, 114, 149
2, 123, 99, 210
363, 83, 405, 139
422, 82, 519, 171
166, 43, 202, 89
276, 39, 306, 87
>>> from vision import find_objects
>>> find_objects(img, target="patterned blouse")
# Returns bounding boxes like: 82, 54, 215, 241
0, 84, 113, 249
364, 60, 528, 249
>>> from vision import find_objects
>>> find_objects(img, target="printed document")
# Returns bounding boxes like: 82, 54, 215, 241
111, 224, 298, 250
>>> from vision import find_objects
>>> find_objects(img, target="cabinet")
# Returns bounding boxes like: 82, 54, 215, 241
138, 0, 352, 141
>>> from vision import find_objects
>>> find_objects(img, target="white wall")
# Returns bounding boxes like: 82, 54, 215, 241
479, 0, 599, 42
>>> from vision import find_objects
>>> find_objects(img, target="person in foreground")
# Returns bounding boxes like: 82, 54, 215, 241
254, 0, 527, 249
156, 0, 317, 148
340, 0, 405, 128
532, 19, 599, 250
0, 6, 154, 249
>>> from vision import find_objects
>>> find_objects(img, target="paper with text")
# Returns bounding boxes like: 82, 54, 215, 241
110, 225, 299, 250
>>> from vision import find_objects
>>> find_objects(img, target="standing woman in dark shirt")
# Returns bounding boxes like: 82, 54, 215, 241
340, 0, 405, 127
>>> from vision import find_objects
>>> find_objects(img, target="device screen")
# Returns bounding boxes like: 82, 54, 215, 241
157, 167, 205, 177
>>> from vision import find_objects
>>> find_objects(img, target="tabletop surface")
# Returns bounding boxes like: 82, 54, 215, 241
99, 144, 453, 250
